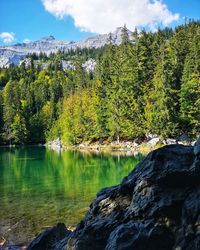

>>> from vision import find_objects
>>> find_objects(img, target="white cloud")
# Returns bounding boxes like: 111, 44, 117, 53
23, 38, 31, 44
0, 32, 15, 43
41, 0, 179, 34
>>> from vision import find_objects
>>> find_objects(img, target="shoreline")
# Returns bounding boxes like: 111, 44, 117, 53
46, 136, 196, 155
0, 136, 196, 156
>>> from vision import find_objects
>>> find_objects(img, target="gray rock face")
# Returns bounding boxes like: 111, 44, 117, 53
0, 48, 26, 67
178, 133, 191, 144
0, 28, 133, 68
164, 138, 177, 145
28, 141, 200, 250
194, 137, 200, 156
147, 137, 160, 147
82, 59, 96, 73
46, 138, 62, 152
61, 60, 75, 71
61, 59, 96, 73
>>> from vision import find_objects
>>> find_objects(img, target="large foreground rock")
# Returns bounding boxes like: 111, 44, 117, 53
27, 223, 71, 250
29, 142, 200, 250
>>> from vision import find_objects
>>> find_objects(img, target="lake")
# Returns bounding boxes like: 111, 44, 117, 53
0, 146, 142, 245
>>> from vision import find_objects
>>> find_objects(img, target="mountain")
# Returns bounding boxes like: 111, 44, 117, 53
0, 27, 132, 68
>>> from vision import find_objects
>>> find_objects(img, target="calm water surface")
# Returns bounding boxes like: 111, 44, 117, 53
0, 147, 142, 244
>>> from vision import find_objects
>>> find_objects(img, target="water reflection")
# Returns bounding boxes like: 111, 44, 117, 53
0, 147, 142, 244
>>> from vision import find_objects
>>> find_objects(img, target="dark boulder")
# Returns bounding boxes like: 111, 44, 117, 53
28, 142, 200, 249
27, 223, 71, 250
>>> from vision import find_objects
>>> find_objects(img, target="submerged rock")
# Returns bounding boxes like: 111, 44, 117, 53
28, 140, 200, 250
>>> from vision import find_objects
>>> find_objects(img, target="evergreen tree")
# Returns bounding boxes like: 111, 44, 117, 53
3, 80, 20, 141
144, 43, 179, 138
180, 30, 200, 135
11, 113, 28, 143
0, 91, 3, 142
96, 35, 116, 139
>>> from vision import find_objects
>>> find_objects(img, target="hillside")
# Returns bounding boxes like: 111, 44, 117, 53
0, 22, 199, 145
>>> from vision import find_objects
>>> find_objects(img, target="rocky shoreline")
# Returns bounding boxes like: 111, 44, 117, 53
4, 137, 198, 249
46, 133, 197, 155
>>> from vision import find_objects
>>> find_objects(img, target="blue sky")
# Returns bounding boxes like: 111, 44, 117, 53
0, 0, 199, 45
165, 0, 200, 22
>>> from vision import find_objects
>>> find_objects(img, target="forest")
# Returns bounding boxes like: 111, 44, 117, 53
0, 21, 199, 145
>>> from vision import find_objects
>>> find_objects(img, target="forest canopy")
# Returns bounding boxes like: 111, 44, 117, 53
0, 21, 199, 145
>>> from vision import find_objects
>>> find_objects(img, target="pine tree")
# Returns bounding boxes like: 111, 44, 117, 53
11, 113, 28, 144
0, 91, 3, 142
144, 43, 179, 138
96, 34, 116, 139
3, 80, 20, 141
116, 27, 144, 139
180, 30, 200, 136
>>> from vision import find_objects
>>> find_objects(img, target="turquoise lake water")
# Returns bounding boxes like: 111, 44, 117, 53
0, 146, 141, 244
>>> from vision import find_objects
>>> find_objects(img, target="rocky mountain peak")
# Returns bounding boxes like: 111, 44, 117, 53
41, 35, 56, 42
114, 27, 124, 33
0, 28, 133, 68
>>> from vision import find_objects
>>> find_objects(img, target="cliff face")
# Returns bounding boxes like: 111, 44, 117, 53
0, 27, 133, 68
28, 139, 200, 250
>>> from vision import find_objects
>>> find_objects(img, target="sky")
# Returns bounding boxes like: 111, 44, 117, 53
0, 0, 200, 45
